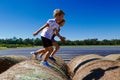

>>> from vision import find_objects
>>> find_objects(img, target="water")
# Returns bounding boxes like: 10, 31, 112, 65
0, 46, 120, 61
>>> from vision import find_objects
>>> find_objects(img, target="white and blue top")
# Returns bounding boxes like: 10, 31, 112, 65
41, 19, 59, 40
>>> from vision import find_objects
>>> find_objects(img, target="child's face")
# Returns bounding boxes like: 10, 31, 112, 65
56, 14, 64, 22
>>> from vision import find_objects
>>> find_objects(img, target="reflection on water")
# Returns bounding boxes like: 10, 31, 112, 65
0, 47, 120, 61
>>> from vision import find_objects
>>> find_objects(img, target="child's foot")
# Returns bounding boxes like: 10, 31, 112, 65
30, 51, 37, 60
40, 61, 51, 68
37, 54, 42, 60
49, 56, 56, 61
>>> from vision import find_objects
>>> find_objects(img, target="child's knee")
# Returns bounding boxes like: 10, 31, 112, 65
57, 46, 60, 50
45, 46, 53, 52
55, 45, 60, 50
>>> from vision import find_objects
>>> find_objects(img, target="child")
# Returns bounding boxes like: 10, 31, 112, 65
33, 19, 65, 61
49, 19, 65, 61
31, 9, 65, 68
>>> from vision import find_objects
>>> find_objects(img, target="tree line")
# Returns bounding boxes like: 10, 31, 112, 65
0, 37, 120, 48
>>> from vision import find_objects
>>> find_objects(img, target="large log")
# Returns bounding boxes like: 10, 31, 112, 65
0, 55, 28, 74
104, 54, 120, 61
73, 60, 120, 80
42, 55, 69, 77
67, 54, 103, 78
0, 56, 70, 80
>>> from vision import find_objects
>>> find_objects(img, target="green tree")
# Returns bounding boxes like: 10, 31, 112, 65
34, 38, 42, 46
16, 38, 23, 44
23, 38, 33, 46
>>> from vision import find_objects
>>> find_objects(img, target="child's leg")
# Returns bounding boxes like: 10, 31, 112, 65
31, 48, 46, 60
49, 42, 59, 61
36, 48, 47, 56
50, 42, 60, 57
40, 36, 53, 67
40, 46, 53, 68
43, 46, 53, 61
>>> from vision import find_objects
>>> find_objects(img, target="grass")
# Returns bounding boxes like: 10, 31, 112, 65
0, 47, 7, 50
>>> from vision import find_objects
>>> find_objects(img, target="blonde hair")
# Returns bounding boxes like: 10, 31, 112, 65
53, 9, 65, 17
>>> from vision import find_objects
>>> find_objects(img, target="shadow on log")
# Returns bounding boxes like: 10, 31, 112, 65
0, 55, 28, 74
73, 60, 120, 80
67, 54, 103, 78
82, 66, 119, 80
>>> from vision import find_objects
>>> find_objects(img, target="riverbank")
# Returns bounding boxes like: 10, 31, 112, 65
0, 46, 120, 62
0, 47, 7, 50
1, 45, 120, 50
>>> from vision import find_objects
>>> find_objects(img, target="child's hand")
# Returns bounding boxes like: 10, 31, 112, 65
33, 32, 38, 36
63, 37, 66, 40
60, 36, 66, 43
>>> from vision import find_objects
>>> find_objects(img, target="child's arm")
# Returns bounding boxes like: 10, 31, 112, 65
33, 24, 48, 36
54, 29, 65, 43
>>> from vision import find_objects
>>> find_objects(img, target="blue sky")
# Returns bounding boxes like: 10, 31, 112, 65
0, 0, 120, 40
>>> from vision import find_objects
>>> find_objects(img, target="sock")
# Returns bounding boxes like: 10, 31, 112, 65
50, 55, 53, 58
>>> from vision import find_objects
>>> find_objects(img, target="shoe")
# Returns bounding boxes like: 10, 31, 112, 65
37, 54, 42, 60
49, 56, 56, 61
40, 61, 51, 68
30, 51, 35, 54
30, 51, 37, 60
